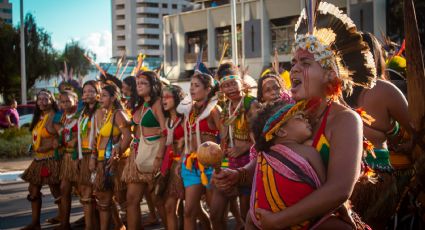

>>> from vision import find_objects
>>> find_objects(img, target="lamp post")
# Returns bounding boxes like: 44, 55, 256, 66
20, 0, 27, 104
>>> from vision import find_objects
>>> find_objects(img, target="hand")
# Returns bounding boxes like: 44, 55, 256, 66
175, 163, 182, 178
212, 168, 239, 191
89, 157, 97, 172
153, 157, 162, 173
255, 208, 280, 230
227, 146, 244, 158
52, 139, 59, 149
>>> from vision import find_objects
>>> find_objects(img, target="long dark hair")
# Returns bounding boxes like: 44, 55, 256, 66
257, 73, 284, 103
123, 76, 139, 111
251, 100, 287, 152
136, 71, 162, 107
102, 83, 124, 111
30, 89, 59, 131
192, 73, 219, 101
162, 85, 185, 118
82, 80, 101, 118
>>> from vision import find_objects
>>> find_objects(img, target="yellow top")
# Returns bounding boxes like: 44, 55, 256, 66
99, 110, 120, 137
32, 114, 55, 159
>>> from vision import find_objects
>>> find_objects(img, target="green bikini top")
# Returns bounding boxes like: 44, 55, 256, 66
140, 102, 160, 128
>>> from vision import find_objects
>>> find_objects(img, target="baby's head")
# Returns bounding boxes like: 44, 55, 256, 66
252, 100, 312, 152
275, 112, 312, 144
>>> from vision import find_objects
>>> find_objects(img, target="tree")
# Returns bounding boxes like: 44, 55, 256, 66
57, 40, 93, 82
0, 13, 57, 102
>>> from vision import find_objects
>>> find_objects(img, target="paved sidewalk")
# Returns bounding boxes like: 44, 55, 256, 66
0, 157, 32, 173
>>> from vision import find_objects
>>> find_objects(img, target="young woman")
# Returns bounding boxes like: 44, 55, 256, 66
121, 71, 166, 230
178, 72, 221, 230
77, 80, 101, 230
55, 90, 79, 229
122, 76, 139, 113
90, 83, 131, 230
213, 3, 375, 228
210, 63, 258, 230
257, 72, 292, 105
21, 89, 62, 230
346, 32, 414, 229
160, 85, 185, 230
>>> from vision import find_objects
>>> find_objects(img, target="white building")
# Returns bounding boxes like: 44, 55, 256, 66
163, 0, 387, 82
111, 0, 192, 66
0, 0, 12, 25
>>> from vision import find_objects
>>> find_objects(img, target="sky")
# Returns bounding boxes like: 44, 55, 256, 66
10, 0, 112, 62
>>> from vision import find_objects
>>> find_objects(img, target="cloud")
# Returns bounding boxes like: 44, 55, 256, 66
78, 31, 112, 63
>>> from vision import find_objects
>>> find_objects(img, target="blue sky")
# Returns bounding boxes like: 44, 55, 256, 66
10, 0, 112, 62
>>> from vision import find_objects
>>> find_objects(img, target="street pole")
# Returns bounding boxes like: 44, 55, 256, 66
240, 0, 245, 68
20, 0, 27, 104
231, 0, 238, 66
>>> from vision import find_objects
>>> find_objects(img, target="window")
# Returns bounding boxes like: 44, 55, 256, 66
115, 4, 124, 10
117, 35, 125, 41
118, 46, 126, 52
270, 17, 297, 55
2, 8, 12, 14
116, 14, 125, 20
215, 26, 242, 60
139, 45, 160, 50
162, 3, 168, 8
138, 13, 159, 18
137, 23, 159, 29
138, 34, 160, 39
172, 4, 178, 9
184, 30, 208, 63
137, 2, 159, 8
117, 25, 125, 30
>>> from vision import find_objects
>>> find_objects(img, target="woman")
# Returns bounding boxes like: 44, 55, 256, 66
21, 89, 62, 230
121, 71, 166, 230
0, 98, 19, 128
122, 76, 139, 113
213, 2, 375, 229
90, 83, 131, 230
160, 85, 185, 230
346, 32, 414, 229
210, 63, 258, 230
55, 90, 79, 229
77, 80, 101, 230
177, 72, 221, 230
257, 72, 290, 104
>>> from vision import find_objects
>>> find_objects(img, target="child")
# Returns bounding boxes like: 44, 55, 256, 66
247, 100, 346, 230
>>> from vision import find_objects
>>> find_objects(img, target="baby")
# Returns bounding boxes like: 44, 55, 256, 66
247, 100, 351, 230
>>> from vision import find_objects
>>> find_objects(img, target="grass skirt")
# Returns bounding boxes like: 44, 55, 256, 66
122, 150, 153, 184
93, 157, 127, 192
78, 153, 92, 186
21, 158, 60, 186
60, 153, 79, 183
164, 161, 184, 199
350, 172, 398, 227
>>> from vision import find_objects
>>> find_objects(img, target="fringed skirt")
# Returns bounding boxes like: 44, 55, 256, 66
60, 153, 79, 183
93, 158, 127, 193
350, 172, 398, 226
164, 160, 184, 200
21, 158, 61, 186
122, 150, 153, 184
78, 153, 92, 186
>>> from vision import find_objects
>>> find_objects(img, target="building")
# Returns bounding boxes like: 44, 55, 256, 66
111, 0, 192, 68
0, 0, 12, 25
163, 0, 387, 81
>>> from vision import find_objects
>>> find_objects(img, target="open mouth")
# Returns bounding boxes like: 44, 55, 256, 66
290, 77, 303, 94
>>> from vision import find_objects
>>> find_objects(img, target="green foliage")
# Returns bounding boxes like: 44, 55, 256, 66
0, 128, 31, 158
58, 40, 92, 77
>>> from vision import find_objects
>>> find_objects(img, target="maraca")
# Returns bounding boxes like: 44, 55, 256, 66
197, 141, 224, 173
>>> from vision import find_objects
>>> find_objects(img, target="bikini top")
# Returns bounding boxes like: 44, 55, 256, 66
312, 103, 332, 167
98, 111, 120, 138
187, 110, 219, 136
140, 102, 160, 128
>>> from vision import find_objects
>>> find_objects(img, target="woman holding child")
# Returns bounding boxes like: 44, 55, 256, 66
213, 2, 377, 229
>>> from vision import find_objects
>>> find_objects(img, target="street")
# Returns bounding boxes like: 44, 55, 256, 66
0, 180, 165, 230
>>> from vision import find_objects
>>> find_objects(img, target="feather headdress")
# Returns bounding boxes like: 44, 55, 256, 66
294, 1, 377, 94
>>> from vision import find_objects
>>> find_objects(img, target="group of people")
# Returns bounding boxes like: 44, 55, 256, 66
21, 2, 420, 230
